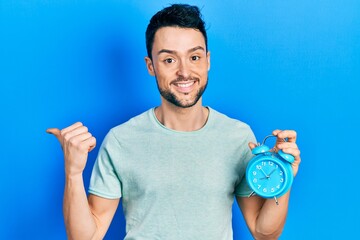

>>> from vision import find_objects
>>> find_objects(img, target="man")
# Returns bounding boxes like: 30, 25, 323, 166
47, 4, 301, 240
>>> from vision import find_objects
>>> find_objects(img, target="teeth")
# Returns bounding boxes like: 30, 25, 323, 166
177, 82, 194, 87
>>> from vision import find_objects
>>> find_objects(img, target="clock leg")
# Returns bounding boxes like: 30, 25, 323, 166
274, 196, 279, 205
248, 191, 256, 198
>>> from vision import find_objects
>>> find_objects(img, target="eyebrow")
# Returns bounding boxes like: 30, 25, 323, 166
157, 46, 205, 56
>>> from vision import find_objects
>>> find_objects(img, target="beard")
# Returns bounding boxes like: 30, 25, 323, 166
156, 76, 208, 108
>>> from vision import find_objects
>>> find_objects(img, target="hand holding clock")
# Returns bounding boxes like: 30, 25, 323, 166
248, 129, 301, 177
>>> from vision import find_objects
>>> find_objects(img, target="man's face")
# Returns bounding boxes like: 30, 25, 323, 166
145, 27, 210, 108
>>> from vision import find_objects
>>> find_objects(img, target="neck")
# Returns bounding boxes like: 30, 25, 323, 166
154, 99, 209, 132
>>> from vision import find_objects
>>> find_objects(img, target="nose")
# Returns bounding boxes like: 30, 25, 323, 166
176, 59, 190, 78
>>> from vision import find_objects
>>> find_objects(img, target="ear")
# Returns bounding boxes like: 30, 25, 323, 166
207, 51, 211, 71
145, 57, 155, 76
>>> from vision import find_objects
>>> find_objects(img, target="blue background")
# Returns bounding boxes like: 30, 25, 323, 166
1, 0, 359, 239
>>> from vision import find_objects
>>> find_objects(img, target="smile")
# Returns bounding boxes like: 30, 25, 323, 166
172, 80, 198, 93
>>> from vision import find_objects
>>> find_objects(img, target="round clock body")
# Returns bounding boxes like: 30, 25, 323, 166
246, 152, 293, 198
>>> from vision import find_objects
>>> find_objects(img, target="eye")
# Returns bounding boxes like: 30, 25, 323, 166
191, 56, 200, 61
164, 58, 175, 64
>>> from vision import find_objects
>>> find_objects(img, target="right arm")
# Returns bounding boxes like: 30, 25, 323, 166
47, 122, 119, 240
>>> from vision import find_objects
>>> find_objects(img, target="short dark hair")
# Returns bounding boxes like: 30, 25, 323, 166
145, 4, 208, 59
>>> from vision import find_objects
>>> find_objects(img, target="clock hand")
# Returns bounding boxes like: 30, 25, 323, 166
268, 169, 276, 177
260, 168, 269, 179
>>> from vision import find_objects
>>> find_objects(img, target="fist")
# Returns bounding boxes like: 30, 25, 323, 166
46, 122, 96, 176
248, 129, 301, 177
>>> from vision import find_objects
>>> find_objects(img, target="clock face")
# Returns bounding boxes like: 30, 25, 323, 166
247, 157, 288, 198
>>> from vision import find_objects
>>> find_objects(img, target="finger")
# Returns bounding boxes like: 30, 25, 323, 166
277, 142, 298, 150
274, 130, 297, 143
62, 125, 89, 141
61, 122, 84, 136
46, 128, 61, 140
84, 136, 97, 152
272, 129, 282, 136
67, 132, 96, 151
281, 147, 301, 158
248, 142, 257, 150
68, 131, 92, 142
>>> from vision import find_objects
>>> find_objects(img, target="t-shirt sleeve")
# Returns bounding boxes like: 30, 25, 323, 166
88, 130, 122, 199
234, 128, 257, 197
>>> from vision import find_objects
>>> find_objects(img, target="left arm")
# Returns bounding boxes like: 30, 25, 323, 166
237, 191, 290, 239
237, 130, 301, 239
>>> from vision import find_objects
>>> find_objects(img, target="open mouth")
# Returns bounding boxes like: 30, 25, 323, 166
172, 80, 197, 93
174, 81, 195, 88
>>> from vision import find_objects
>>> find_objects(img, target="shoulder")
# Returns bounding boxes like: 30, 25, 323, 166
209, 107, 252, 133
112, 108, 152, 130
208, 107, 256, 144
104, 109, 154, 144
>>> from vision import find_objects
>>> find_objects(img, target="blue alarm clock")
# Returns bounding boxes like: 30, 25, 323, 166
246, 135, 295, 205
